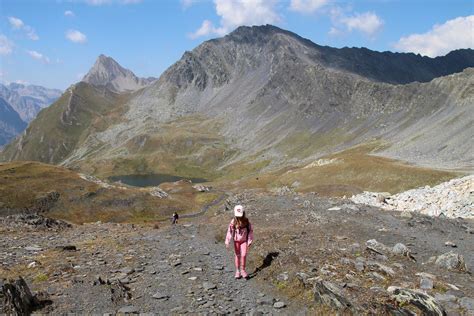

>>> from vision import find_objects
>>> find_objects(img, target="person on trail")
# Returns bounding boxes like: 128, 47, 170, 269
225, 205, 254, 279
172, 212, 179, 225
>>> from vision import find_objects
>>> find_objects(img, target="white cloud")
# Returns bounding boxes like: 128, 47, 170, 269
289, 0, 329, 14
341, 12, 383, 36
190, 0, 280, 38
84, 0, 142, 5
64, 10, 75, 17
181, 0, 199, 9
328, 26, 342, 37
25, 28, 39, 40
15, 80, 29, 85
66, 29, 87, 43
190, 20, 223, 39
8, 16, 39, 40
394, 16, 474, 57
27, 50, 51, 64
329, 9, 383, 38
8, 17, 24, 29
0, 35, 14, 55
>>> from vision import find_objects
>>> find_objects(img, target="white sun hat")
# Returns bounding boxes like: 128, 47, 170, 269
234, 205, 244, 217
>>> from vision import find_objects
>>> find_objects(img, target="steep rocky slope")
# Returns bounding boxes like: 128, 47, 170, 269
0, 98, 27, 146
1, 25, 473, 179
0, 83, 61, 123
82, 55, 155, 93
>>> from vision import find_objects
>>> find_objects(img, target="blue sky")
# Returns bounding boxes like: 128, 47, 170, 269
0, 0, 473, 90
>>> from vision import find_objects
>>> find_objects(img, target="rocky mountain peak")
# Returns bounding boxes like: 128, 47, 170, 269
82, 54, 154, 93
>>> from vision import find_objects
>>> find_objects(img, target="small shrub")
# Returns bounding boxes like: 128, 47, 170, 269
34, 273, 48, 282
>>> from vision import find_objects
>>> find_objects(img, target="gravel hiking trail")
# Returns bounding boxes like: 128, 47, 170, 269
0, 220, 303, 315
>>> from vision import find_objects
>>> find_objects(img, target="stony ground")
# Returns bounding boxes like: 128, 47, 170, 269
351, 175, 473, 219
0, 218, 301, 315
1, 189, 473, 315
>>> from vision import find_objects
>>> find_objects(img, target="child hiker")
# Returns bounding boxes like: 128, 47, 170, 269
225, 205, 254, 279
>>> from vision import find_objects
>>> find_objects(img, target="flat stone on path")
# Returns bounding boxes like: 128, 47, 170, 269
203, 282, 217, 290
25, 246, 42, 251
120, 267, 135, 275
152, 292, 169, 300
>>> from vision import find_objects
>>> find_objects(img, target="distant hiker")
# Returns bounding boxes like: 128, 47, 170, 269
225, 205, 253, 279
172, 212, 179, 225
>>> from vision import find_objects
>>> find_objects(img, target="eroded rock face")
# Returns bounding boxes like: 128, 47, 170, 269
1, 277, 41, 315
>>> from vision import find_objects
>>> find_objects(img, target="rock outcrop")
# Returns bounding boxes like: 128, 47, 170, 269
351, 175, 474, 219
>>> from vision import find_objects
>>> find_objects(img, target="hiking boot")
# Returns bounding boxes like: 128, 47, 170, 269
234, 271, 241, 279
240, 270, 248, 279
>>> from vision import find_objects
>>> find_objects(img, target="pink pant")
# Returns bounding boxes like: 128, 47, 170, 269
233, 241, 248, 270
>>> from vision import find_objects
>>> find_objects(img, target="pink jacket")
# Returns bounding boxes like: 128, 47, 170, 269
225, 219, 254, 245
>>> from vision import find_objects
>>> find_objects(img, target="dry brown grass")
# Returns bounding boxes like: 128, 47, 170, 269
218, 142, 463, 196
0, 161, 218, 224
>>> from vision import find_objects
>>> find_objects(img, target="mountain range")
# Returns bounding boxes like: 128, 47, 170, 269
1, 25, 473, 180
0, 83, 62, 146
0, 83, 62, 123
0, 97, 27, 146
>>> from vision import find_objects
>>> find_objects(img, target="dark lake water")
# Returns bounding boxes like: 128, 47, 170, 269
109, 174, 207, 187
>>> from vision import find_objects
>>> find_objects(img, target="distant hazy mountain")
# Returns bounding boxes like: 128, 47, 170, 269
82, 54, 156, 93
0, 97, 27, 146
0, 83, 62, 123
2, 25, 473, 174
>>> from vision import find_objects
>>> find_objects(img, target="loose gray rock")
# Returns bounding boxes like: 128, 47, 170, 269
152, 292, 169, 300
277, 272, 289, 281
24, 246, 42, 252
459, 297, 474, 311
392, 243, 409, 256
257, 297, 274, 306
313, 281, 353, 311
203, 282, 217, 291
366, 239, 390, 254
273, 301, 286, 309
117, 305, 139, 314
435, 251, 469, 272
420, 277, 434, 290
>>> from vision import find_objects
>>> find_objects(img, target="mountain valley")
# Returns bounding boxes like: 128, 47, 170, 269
1, 24, 473, 315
